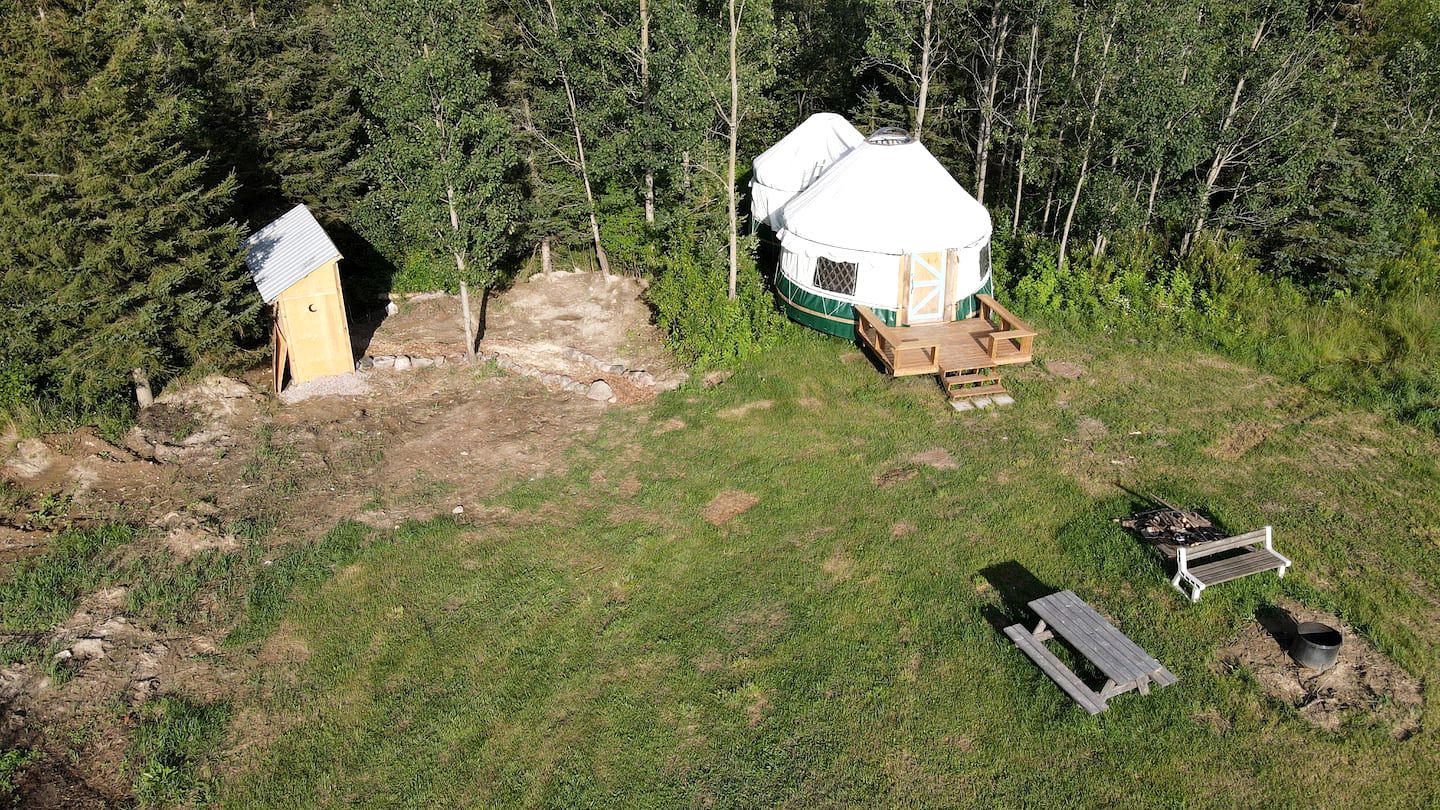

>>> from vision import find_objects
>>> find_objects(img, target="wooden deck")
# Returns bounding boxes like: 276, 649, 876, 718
856, 295, 1036, 399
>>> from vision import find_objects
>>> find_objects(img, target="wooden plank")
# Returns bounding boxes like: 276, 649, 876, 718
1184, 528, 1270, 559
1031, 592, 1163, 684
1004, 624, 1107, 714
1190, 550, 1286, 584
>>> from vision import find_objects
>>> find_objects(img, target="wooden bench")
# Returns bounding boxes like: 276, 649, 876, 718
1004, 590, 1176, 714
975, 294, 1036, 364
855, 305, 940, 376
1171, 526, 1290, 603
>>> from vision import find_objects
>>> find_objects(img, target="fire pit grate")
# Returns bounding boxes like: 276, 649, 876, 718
1116, 493, 1228, 548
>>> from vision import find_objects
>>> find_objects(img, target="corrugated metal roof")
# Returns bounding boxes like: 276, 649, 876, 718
242, 204, 343, 303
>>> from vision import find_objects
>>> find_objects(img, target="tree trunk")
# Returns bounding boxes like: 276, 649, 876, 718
541, 236, 553, 276
132, 368, 153, 409
545, 0, 610, 277
974, 9, 1009, 205
459, 280, 476, 359
1058, 22, 1114, 271
1187, 21, 1265, 251
914, 0, 934, 138
1010, 22, 1040, 235
444, 182, 477, 355
726, 0, 740, 299
640, 0, 655, 224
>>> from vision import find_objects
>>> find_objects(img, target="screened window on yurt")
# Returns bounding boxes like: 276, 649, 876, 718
980, 244, 992, 277
814, 257, 858, 295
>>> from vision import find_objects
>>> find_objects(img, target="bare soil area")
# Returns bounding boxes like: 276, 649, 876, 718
1219, 597, 1424, 739
0, 274, 671, 806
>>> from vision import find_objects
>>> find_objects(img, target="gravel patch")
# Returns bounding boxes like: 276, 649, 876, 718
279, 372, 372, 403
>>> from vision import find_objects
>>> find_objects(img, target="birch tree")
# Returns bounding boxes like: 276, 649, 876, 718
338, 0, 520, 354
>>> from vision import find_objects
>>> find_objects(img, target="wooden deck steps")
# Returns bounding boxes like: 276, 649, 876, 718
855, 295, 1036, 401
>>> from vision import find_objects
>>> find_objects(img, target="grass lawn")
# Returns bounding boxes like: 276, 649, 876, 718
221, 327, 1440, 807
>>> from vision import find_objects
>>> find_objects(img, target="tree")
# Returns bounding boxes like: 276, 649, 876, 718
337, 0, 521, 354
0, 0, 259, 417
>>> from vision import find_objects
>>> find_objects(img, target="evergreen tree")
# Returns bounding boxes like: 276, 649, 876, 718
0, 0, 260, 419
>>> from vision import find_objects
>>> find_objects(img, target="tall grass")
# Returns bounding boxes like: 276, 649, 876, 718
997, 216, 1440, 433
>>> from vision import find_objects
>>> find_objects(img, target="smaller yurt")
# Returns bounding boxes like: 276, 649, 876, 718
750, 112, 864, 230
775, 129, 994, 338
242, 204, 353, 392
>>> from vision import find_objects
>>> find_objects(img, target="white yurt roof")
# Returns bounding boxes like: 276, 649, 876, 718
752, 113, 865, 194
778, 132, 991, 255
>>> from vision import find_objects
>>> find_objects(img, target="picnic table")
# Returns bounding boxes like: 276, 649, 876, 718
1003, 590, 1176, 714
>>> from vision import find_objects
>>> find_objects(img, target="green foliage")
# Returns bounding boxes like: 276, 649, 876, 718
338, 0, 522, 291
127, 696, 230, 809
225, 521, 377, 647
0, 747, 34, 807
125, 549, 246, 629
0, 1, 261, 426
648, 248, 786, 369
1000, 223, 1440, 433
0, 525, 135, 632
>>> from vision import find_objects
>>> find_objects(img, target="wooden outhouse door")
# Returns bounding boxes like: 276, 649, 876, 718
904, 251, 947, 323
274, 260, 354, 386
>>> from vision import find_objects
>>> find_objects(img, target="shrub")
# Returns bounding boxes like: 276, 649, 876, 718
647, 247, 787, 369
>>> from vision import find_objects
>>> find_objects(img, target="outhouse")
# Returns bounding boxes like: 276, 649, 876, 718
242, 204, 354, 391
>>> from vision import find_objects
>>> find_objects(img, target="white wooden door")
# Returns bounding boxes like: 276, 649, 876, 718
906, 251, 946, 323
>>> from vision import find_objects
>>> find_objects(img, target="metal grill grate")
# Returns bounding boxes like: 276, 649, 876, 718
813, 257, 858, 296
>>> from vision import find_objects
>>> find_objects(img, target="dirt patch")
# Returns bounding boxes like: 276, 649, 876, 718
1075, 416, 1107, 441
702, 490, 759, 525
821, 548, 855, 583
717, 400, 772, 420
656, 418, 685, 433
0, 272, 680, 807
477, 273, 685, 394
890, 521, 915, 538
873, 466, 918, 488
744, 687, 771, 727
1207, 421, 1274, 460
909, 447, 958, 470
1047, 360, 1085, 380
1219, 599, 1423, 738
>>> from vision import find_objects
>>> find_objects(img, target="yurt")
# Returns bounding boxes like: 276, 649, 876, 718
242, 204, 354, 392
774, 129, 993, 338
750, 112, 864, 230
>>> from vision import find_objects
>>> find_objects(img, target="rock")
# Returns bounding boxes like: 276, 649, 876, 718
5, 438, 56, 479
393, 355, 413, 371
951, 399, 976, 412
372, 355, 396, 370
358, 356, 375, 370
433, 355, 446, 366
385, 301, 400, 316
972, 396, 994, 409
564, 381, 589, 393
702, 370, 734, 388
411, 356, 435, 369
452, 505, 464, 514
70, 638, 106, 660
993, 393, 1015, 406
52, 649, 72, 661
626, 371, 656, 386
587, 380, 614, 401
607, 364, 627, 374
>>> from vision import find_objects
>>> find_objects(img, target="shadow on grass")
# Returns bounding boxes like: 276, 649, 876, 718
977, 561, 1055, 632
